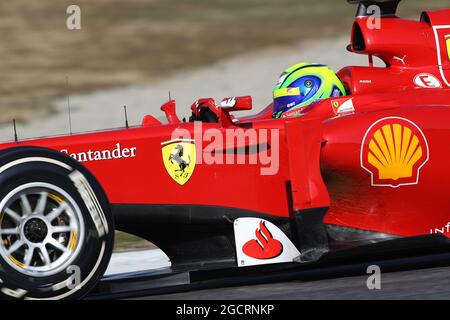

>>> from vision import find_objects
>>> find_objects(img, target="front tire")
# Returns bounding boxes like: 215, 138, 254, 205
0, 147, 114, 299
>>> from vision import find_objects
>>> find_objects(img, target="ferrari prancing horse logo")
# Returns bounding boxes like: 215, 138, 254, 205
161, 139, 196, 185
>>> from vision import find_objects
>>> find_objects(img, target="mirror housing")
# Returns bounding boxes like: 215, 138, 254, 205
218, 96, 253, 127
219, 96, 252, 112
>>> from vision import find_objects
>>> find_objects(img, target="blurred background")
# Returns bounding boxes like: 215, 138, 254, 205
0, 0, 448, 252
1, 0, 447, 124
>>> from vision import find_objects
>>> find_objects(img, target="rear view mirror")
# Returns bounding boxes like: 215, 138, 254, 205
220, 96, 252, 112
218, 96, 253, 127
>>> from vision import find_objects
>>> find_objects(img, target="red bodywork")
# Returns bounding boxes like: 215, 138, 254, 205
0, 6, 449, 265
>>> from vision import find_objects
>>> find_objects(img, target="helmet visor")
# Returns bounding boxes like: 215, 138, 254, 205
273, 76, 321, 115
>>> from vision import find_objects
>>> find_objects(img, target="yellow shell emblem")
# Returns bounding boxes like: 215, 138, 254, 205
361, 117, 429, 187
161, 139, 196, 185
446, 35, 450, 60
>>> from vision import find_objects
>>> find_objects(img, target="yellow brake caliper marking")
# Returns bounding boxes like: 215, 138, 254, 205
9, 255, 25, 268
48, 193, 64, 203
49, 193, 77, 251
68, 231, 77, 251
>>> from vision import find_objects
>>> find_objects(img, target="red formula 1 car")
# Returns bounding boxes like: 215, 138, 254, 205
0, 0, 449, 299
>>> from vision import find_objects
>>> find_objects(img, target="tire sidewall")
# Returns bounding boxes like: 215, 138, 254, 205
0, 147, 114, 300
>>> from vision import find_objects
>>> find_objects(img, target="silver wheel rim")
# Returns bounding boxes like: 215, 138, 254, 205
0, 182, 85, 277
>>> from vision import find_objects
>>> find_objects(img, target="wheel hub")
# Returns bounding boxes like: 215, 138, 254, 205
0, 183, 85, 277
23, 218, 48, 243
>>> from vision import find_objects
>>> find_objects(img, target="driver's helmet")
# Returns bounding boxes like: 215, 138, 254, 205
273, 62, 346, 118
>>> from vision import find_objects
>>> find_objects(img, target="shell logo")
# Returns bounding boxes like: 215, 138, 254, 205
361, 117, 429, 188
446, 35, 450, 60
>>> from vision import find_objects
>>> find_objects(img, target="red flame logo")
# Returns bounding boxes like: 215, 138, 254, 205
242, 221, 283, 259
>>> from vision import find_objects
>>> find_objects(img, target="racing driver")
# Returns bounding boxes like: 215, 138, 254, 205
272, 62, 346, 118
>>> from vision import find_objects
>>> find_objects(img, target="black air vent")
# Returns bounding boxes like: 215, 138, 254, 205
352, 22, 366, 51
420, 12, 431, 25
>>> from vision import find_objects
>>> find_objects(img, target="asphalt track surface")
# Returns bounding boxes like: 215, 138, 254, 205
140, 265, 450, 300
93, 249, 450, 300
